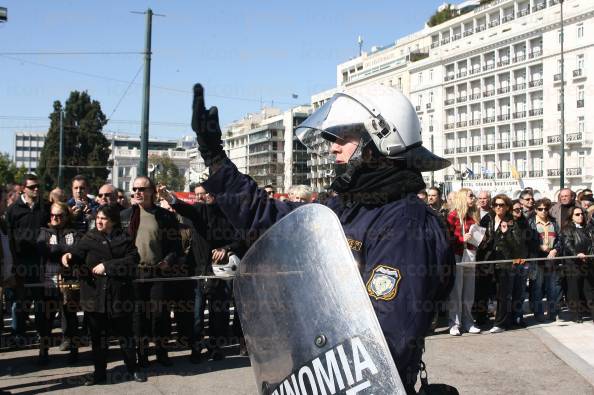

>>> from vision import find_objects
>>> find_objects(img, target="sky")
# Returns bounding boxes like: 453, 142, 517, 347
0, 0, 443, 157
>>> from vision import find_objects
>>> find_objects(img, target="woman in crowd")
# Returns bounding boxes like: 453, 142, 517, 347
528, 198, 562, 322
446, 188, 481, 335
478, 194, 526, 333
561, 206, 594, 323
36, 202, 80, 364
62, 205, 146, 385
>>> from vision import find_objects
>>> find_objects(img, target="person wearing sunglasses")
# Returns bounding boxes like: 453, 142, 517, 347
5, 174, 50, 341
35, 202, 81, 365
120, 176, 182, 367
528, 198, 562, 322
561, 206, 594, 323
477, 194, 527, 333
96, 184, 126, 212
519, 190, 535, 219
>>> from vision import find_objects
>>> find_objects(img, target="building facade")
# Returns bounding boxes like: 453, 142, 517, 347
312, 0, 594, 197
223, 106, 311, 193
14, 131, 46, 172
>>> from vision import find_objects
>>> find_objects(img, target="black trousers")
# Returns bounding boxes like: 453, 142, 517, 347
205, 279, 231, 350
494, 267, 514, 328
474, 263, 494, 324
133, 281, 171, 356
35, 292, 60, 350
566, 262, 594, 318
87, 312, 137, 379
171, 280, 197, 350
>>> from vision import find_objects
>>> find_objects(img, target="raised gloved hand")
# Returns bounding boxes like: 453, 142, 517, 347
191, 83, 226, 166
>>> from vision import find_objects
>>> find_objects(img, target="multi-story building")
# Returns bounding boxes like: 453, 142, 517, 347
312, 0, 594, 197
14, 131, 46, 172
223, 105, 311, 192
106, 133, 192, 192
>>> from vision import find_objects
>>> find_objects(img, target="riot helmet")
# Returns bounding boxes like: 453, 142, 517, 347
295, 84, 450, 173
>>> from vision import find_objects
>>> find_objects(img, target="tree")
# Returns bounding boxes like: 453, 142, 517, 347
37, 91, 112, 192
149, 154, 186, 191
0, 153, 27, 185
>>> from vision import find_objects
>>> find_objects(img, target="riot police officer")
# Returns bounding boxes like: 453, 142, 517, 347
191, 83, 455, 393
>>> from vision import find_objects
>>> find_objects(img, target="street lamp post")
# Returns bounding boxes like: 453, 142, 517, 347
559, 0, 566, 189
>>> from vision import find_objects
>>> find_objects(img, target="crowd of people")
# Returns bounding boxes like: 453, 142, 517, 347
419, 185, 594, 336
0, 173, 252, 385
1, 170, 593, 387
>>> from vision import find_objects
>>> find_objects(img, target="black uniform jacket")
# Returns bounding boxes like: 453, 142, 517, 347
70, 228, 139, 316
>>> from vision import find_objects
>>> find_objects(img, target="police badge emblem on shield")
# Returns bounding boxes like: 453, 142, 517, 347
366, 265, 402, 301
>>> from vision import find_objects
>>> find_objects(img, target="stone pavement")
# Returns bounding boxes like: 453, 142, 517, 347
1, 318, 594, 394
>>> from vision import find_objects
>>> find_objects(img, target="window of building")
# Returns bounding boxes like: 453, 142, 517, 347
397, 77, 402, 90
578, 85, 585, 101
558, 30, 563, 44
418, 72, 423, 85
418, 95, 423, 107
578, 116, 585, 134
429, 69, 434, 81
429, 91, 434, 103
577, 54, 585, 70
578, 23, 584, 39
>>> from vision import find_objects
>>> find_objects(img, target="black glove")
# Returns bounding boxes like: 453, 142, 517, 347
191, 83, 226, 166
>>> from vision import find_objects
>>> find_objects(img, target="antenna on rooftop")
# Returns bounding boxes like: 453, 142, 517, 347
358, 35, 363, 56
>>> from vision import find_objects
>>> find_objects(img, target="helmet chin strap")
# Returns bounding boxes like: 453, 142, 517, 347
329, 138, 365, 193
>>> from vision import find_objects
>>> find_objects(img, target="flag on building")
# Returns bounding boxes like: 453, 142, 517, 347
510, 165, 525, 189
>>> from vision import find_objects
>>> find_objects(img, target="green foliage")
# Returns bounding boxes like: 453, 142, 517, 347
37, 91, 112, 193
149, 154, 186, 192
427, 5, 458, 27
0, 153, 27, 185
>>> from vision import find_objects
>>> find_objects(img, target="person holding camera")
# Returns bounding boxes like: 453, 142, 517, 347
66, 175, 98, 234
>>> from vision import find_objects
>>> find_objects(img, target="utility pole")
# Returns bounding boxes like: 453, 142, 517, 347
559, 0, 566, 189
132, 8, 164, 177
430, 134, 435, 187
358, 35, 363, 57
0, 7, 7, 22
58, 109, 64, 188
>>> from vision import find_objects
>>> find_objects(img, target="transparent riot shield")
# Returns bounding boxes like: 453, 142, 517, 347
235, 204, 405, 395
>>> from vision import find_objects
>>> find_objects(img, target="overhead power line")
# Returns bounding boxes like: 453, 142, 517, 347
0, 51, 143, 55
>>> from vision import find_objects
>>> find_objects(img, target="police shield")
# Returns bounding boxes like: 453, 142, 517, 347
235, 204, 406, 395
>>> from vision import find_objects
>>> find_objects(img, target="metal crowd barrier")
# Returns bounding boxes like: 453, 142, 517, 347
15, 254, 594, 288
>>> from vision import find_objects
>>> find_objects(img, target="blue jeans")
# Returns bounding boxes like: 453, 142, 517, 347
530, 262, 562, 318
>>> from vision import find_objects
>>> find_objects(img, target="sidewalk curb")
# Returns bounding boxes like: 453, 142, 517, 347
530, 326, 594, 387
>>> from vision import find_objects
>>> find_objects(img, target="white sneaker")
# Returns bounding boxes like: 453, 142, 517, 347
449, 326, 461, 336
489, 326, 505, 334
466, 325, 481, 334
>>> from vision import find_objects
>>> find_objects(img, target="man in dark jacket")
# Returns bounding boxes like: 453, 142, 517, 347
66, 175, 98, 233
189, 83, 455, 392
121, 176, 182, 367
5, 174, 49, 339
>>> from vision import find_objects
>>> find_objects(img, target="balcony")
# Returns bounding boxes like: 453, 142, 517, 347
429, 125, 434, 132
444, 148, 456, 155
567, 168, 582, 176
500, 172, 511, 178
452, 33, 462, 41
502, 14, 515, 23
528, 138, 543, 146
512, 140, 527, 148
456, 121, 468, 128
513, 55, 526, 63
464, 30, 474, 37
457, 96, 467, 103
468, 174, 482, 180
548, 169, 560, 177
475, 25, 486, 33
469, 119, 481, 126
483, 90, 495, 98
441, 37, 451, 45
456, 147, 468, 153
426, 103, 432, 110
470, 93, 481, 100
444, 98, 455, 106
547, 135, 561, 143
445, 74, 455, 82
497, 142, 510, 149
444, 123, 455, 130
529, 108, 543, 116
457, 71, 468, 78
483, 143, 495, 150
553, 73, 562, 82
577, 99, 585, 108
513, 111, 526, 119
431, 42, 439, 49
483, 64, 496, 71
567, 132, 582, 142
529, 170, 543, 177
415, 105, 422, 111
557, 103, 563, 111
529, 50, 542, 59
489, 19, 500, 28
483, 116, 495, 123
532, 2, 546, 12
498, 59, 511, 67
573, 69, 585, 78
517, 9, 530, 17
470, 67, 481, 75
445, 175, 456, 181
497, 87, 510, 94
469, 145, 482, 152
513, 83, 526, 91
528, 79, 543, 88
549, 0, 559, 6
497, 114, 511, 121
